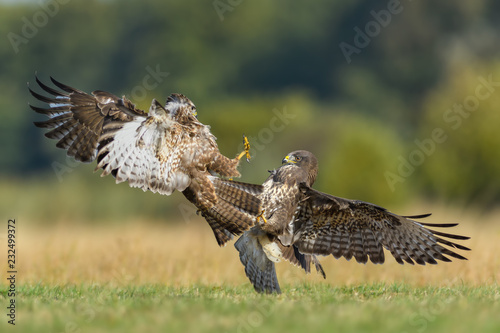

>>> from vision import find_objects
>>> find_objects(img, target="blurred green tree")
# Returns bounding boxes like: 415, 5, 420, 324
1, 0, 499, 216
418, 63, 500, 207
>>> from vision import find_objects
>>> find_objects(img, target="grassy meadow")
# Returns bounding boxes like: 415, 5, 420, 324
0, 204, 499, 332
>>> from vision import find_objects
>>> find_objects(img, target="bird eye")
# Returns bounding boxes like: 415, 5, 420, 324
295, 156, 302, 161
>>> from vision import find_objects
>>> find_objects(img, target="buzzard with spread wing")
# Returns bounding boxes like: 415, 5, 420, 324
30, 76, 257, 243
219, 150, 470, 293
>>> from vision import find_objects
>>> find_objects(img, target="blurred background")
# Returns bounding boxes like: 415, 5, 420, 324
1, 0, 500, 226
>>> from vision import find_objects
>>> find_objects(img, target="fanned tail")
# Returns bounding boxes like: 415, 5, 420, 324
234, 229, 281, 294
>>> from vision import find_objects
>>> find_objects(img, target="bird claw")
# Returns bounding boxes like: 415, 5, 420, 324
236, 135, 251, 162
256, 209, 267, 224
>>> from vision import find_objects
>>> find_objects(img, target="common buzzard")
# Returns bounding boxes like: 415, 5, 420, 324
30, 76, 257, 242
218, 150, 471, 293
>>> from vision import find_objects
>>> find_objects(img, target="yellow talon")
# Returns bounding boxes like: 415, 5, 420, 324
256, 209, 267, 224
236, 135, 251, 162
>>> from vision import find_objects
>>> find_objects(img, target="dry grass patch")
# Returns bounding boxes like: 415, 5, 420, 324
2, 205, 499, 289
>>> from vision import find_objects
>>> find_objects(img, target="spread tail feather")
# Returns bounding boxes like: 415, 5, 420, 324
234, 229, 281, 294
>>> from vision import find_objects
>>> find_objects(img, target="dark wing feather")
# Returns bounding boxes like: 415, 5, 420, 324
293, 185, 470, 265
182, 177, 263, 246
30, 76, 145, 163
277, 242, 326, 278
212, 178, 265, 197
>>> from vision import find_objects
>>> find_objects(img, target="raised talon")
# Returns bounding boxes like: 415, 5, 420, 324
256, 209, 267, 224
236, 135, 251, 162
243, 135, 251, 162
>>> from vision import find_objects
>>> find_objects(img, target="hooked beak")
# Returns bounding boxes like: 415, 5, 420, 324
282, 155, 296, 165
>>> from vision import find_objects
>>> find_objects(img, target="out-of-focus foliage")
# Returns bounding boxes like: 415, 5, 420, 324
1, 0, 500, 221
419, 63, 500, 208
318, 112, 409, 206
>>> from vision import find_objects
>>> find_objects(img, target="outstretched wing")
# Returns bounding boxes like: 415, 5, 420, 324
31, 77, 205, 195
293, 185, 470, 265
30, 76, 146, 162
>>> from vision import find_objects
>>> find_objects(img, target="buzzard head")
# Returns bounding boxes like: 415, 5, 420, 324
165, 93, 198, 125
281, 150, 318, 186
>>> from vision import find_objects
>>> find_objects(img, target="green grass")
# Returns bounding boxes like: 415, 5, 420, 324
1, 283, 498, 333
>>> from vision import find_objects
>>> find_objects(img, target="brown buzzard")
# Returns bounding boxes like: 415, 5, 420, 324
218, 150, 470, 293
30, 76, 257, 242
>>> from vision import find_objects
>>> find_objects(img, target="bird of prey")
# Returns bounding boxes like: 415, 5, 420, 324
217, 150, 470, 293
29, 76, 257, 243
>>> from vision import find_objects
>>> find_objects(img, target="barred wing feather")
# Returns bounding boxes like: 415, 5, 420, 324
294, 185, 470, 265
